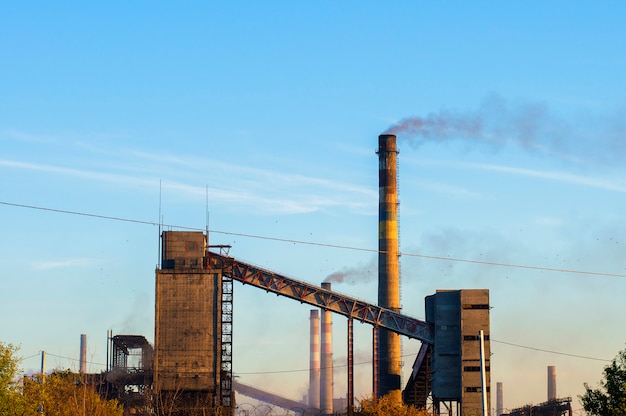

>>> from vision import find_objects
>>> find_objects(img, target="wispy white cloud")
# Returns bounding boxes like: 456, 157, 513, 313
0, 148, 376, 215
163, 177, 374, 214
469, 162, 626, 192
416, 179, 483, 199
128, 148, 376, 198
32, 257, 92, 270
2, 129, 59, 144
531, 215, 565, 228
411, 158, 626, 193
0, 158, 159, 188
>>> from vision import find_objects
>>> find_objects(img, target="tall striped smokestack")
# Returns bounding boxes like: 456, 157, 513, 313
548, 366, 557, 401
309, 310, 321, 409
320, 282, 334, 415
377, 134, 402, 401
80, 334, 87, 374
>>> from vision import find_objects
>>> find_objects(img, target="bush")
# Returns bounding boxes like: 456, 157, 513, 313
355, 394, 431, 416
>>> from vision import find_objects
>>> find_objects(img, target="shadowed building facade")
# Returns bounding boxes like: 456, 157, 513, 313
154, 231, 230, 414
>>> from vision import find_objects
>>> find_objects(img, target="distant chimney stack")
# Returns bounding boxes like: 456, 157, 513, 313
548, 366, 557, 401
320, 282, 333, 415
80, 334, 87, 374
496, 382, 503, 416
309, 310, 321, 409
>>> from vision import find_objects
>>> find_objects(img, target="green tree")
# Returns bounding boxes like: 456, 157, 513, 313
21, 370, 123, 416
355, 394, 432, 416
0, 341, 24, 415
581, 347, 626, 415
1, 341, 123, 416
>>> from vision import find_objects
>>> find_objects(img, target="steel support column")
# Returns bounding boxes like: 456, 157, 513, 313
373, 326, 379, 400
348, 318, 354, 416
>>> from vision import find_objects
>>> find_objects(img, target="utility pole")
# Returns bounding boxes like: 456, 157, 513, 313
479, 331, 488, 416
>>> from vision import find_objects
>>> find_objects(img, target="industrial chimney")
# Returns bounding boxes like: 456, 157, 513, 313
320, 282, 334, 415
80, 334, 87, 374
548, 366, 557, 401
309, 310, 321, 409
496, 382, 503, 416
377, 134, 402, 401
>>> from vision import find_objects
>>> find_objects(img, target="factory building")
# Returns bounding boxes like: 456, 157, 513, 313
90, 133, 492, 415
428, 289, 491, 415
154, 231, 233, 415
403, 289, 491, 415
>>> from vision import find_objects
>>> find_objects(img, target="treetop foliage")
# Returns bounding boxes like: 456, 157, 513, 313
580, 346, 626, 416
355, 394, 431, 416
0, 341, 123, 416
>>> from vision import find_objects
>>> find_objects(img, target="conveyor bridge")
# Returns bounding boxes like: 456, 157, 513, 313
233, 381, 313, 413
207, 252, 434, 344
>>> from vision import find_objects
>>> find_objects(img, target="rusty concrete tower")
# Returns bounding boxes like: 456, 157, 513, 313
377, 134, 402, 401
154, 231, 225, 413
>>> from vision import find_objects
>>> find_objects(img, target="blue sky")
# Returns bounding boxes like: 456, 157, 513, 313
2, 1, 626, 413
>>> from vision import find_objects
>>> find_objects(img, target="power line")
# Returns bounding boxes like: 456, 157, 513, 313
491, 339, 611, 362
235, 350, 424, 375
43, 352, 106, 367
2, 199, 625, 279
0, 200, 620, 367
235, 339, 613, 376
21, 353, 43, 361
400, 251, 626, 279
19, 351, 107, 368
0, 201, 161, 228
21, 341, 610, 377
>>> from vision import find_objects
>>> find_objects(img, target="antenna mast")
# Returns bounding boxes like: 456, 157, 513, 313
158, 179, 162, 267
205, 184, 210, 248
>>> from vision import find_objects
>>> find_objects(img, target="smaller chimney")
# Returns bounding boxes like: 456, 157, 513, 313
320, 282, 333, 416
548, 366, 557, 401
80, 334, 87, 374
496, 382, 503, 416
309, 310, 321, 409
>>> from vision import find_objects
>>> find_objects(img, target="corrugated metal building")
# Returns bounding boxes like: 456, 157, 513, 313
426, 289, 491, 415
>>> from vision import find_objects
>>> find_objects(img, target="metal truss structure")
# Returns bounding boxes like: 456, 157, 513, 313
221, 272, 233, 408
207, 251, 434, 344
502, 397, 573, 416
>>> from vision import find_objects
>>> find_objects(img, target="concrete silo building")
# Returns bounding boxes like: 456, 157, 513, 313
154, 231, 233, 414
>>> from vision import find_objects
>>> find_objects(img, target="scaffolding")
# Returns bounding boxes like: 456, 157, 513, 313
105, 334, 154, 414
502, 397, 573, 416
220, 269, 233, 408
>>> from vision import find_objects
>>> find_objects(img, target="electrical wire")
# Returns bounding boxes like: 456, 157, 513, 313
21, 343, 610, 377
491, 339, 610, 362
235, 350, 424, 375
2, 200, 625, 279
235, 340, 612, 375
46, 352, 106, 367
0, 200, 618, 369
400, 252, 626, 278
20, 351, 106, 367
0, 201, 161, 228
21, 352, 43, 361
